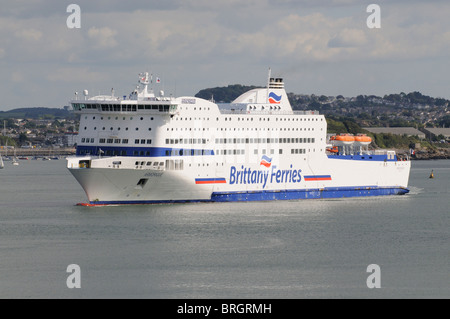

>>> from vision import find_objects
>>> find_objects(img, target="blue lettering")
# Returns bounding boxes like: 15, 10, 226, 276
230, 164, 302, 188
297, 169, 302, 182
276, 170, 282, 183
271, 165, 277, 183
263, 171, 269, 188
251, 170, 257, 184
247, 168, 252, 184
292, 169, 298, 182
230, 166, 236, 184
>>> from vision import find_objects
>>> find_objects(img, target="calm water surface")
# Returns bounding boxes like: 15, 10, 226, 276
0, 159, 449, 298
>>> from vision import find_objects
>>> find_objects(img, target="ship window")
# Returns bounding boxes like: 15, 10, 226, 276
141, 139, 145, 144
122, 139, 128, 144
147, 139, 152, 144
107, 139, 113, 143
99, 138, 106, 143
135, 139, 140, 144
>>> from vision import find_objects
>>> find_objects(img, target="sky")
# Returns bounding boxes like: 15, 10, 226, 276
1, 0, 450, 110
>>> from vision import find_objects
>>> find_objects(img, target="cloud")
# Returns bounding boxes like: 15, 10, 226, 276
47, 67, 107, 83
1, 0, 450, 110
14, 28, 43, 41
328, 28, 368, 48
11, 72, 24, 83
87, 27, 118, 49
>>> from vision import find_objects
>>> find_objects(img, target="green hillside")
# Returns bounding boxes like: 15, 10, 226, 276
195, 84, 263, 103
0, 107, 72, 120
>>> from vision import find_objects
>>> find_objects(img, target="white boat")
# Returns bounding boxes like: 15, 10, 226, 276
12, 148, 19, 166
67, 71, 411, 205
0, 155, 4, 169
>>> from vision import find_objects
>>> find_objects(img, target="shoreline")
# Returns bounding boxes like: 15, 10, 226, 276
396, 147, 450, 160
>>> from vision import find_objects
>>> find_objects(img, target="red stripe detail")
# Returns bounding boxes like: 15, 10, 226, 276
268, 98, 281, 104
260, 161, 271, 167
304, 177, 332, 181
77, 203, 108, 207
195, 179, 226, 184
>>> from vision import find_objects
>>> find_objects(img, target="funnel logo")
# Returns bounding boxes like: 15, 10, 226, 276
268, 92, 282, 104
260, 155, 272, 168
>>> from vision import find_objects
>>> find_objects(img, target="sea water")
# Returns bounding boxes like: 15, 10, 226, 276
0, 159, 448, 298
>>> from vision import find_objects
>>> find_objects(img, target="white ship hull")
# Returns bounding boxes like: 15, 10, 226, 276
68, 153, 410, 205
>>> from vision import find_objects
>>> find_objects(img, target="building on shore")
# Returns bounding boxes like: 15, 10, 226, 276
421, 128, 450, 140
363, 127, 426, 139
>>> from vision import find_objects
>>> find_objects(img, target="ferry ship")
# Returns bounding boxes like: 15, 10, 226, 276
67, 71, 411, 205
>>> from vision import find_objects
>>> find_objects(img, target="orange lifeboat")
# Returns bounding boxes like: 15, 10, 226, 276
326, 146, 339, 153
354, 134, 372, 146
330, 133, 355, 145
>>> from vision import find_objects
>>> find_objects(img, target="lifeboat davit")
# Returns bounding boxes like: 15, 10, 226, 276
330, 134, 355, 146
354, 134, 372, 146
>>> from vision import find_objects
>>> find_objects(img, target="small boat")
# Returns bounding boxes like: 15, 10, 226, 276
354, 134, 372, 146
326, 146, 339, 153
0, 155, 4, 169
12, 149, 19, 165
429, 170, 434, 179
330, 133, 355, 145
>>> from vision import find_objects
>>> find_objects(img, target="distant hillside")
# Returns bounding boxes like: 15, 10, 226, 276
0, 107, 73, 120
195, 84, 263, 103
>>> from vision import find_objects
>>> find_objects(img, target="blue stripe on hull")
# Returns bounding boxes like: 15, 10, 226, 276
86, 186, 409, 205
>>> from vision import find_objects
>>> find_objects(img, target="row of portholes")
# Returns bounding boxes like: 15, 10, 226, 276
84, 127, 152, 131
86, 116, 155, 121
